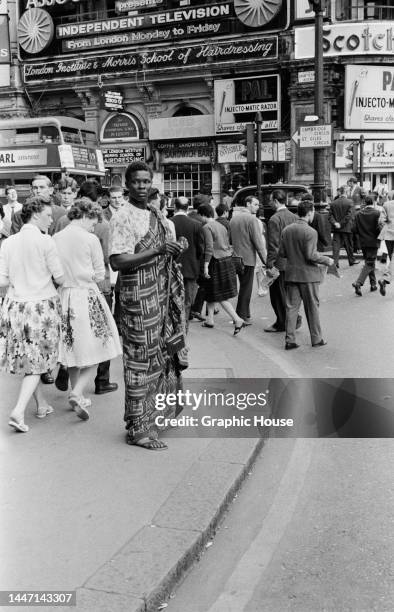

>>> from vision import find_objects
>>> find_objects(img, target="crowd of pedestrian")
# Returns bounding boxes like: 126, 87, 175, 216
0, 164, 392, 446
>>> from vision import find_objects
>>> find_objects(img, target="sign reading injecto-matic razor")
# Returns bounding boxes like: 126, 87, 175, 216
214, 75, 280, 134
345, 65, 394, 130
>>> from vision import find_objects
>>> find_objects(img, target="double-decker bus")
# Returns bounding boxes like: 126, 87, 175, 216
0, 116, 106, 201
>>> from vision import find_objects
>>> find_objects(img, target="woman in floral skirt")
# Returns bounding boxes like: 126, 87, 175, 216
0, 197, 65, 432
54, 198, 121, 420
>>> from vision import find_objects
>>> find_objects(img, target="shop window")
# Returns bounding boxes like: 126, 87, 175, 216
164, 164, 211, 199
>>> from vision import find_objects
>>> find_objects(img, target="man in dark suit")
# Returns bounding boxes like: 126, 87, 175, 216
300, 193, 330, 252
352, 195, 380, 296
328, 186, 358, 267
279, 201, 333, 350
172, 197, 204, 331
264, 189, 297, 333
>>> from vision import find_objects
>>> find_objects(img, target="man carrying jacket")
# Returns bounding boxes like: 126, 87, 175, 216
230, 195, 266, 324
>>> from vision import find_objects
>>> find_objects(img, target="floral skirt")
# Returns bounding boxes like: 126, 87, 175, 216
0, 296, 61, 375
58, 286, 122, 368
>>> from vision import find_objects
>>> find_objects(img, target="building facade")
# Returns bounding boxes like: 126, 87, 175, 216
1, 0, 394, 200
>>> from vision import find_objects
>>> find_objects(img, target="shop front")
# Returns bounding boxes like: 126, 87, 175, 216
334, 64, 394, 192
149, 114, 216, 200
217, 140, 291, 194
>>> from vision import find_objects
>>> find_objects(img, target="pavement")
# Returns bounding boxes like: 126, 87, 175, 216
0, 315, 267, 612
1, 249, 391, 611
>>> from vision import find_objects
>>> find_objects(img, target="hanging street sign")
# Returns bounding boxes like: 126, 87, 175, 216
292, 124, 332, 148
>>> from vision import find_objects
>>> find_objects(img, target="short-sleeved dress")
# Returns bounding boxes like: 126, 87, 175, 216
0, 224, 63, 375
54, 223, 121, 368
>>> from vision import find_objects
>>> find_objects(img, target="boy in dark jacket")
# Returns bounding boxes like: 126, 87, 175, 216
352, 195, 381, 296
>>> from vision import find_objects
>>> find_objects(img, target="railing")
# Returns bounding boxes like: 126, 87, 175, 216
335, 1, 394, 21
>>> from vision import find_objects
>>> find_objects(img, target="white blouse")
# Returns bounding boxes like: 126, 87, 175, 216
53, 223, 105, 288
0, 224, 63, 301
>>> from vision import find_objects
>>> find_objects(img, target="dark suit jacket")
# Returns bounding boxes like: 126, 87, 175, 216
310, 211, 329, 251
328, 196, 354, 233
11, 202, 66, 236
172, 213, 204, 280
354, 206, 380, 248
267, 207, 297, 271
279, 219, 332, 283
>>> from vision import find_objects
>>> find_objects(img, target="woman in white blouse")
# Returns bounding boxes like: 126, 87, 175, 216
54, 198, 121, 420
0, 197, 65, 433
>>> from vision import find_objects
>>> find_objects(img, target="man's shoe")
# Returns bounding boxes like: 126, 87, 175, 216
370, 284, 378, 292
349, 261, 360, 266
95, 382, 118, 395
312, 339, 327, 347
285, 342, 299, 350
296, 316, 302, 330
40, 372, 54, 384
264, 325, 284, 333
352, 283, 362, 296
55, 366, 69, 392
378, 280, 386, 296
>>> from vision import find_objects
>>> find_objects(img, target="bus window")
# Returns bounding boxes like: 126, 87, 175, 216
40, 126, 60, 144
0, 129, 15, 147
15, 128, 40, 145
62, 127, 82, 144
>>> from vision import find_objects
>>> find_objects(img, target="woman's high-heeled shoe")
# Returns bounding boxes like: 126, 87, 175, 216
233, 322, 246, 336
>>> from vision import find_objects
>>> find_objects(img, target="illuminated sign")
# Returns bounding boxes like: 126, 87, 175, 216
115, 0, 164, 11
214, 75, 280, 134
336, 139, 394, 170
62, 21, 230, 51
345, 65, 394, 131
295, 22, 394, 59
56, 4, 231, 38
23, 37, 278, 81
102, 147, 145, 166
25, 0, 82, 7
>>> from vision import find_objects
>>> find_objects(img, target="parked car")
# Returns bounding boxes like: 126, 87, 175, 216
231, 183, 313, 221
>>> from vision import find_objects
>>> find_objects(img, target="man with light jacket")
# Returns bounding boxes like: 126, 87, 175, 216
230, 195, 266, 324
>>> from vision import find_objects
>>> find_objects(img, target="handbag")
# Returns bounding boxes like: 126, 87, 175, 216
164, 256, 186, 356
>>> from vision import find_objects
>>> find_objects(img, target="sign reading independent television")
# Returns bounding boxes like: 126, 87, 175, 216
23, 37, 278, 82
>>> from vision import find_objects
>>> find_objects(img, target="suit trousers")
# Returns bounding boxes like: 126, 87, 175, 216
95, 292, 112, 386
236, 265, 255, 320
332, 232, 355, 265
355, 247, 378, 287
285, 282, 322, 345
268, 270, 287, 330
184, 278, 198, 332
